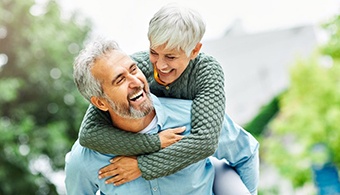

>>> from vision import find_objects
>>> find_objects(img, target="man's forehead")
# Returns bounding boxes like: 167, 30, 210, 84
103, 50, 131, 67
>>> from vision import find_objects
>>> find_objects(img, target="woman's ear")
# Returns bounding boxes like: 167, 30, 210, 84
90, 96, 109, 111
190, 43, 202, 59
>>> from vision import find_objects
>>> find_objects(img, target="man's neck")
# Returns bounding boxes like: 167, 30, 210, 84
109, 110, 156, 133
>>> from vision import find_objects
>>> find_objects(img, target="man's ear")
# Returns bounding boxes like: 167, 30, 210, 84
90, 96, 109, 111
190, 43, 202, 60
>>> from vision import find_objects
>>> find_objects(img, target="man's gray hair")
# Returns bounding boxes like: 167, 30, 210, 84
73, 38, 121, 102
148, 3, 206, 56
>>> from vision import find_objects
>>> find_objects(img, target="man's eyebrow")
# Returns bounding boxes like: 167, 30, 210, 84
129, 62, 137, 70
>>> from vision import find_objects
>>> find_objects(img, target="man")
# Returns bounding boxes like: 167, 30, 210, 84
65, 38, 259, 194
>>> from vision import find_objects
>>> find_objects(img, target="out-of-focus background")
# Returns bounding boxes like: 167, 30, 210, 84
1, 0, 340, 194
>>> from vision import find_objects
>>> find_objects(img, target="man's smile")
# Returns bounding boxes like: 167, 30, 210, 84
129, 89, 144, 102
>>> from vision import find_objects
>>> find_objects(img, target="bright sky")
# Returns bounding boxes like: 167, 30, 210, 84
59, 0, 340, 54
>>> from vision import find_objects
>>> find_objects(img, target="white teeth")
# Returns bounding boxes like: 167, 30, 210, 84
130, 90, 143, 100
160, 69, 172, 74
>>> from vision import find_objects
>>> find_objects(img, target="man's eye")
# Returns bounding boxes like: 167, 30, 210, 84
130, 66, 138, 74
167, 56, 175, 60
116, 77, 125, 85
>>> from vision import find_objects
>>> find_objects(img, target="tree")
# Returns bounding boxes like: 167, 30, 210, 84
0, 0, 91, 193
244, 95, 280, 137
262, 14, 340, 187
321, 14, 340, 58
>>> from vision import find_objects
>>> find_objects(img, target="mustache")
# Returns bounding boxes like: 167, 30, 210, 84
128, 85, 145, 98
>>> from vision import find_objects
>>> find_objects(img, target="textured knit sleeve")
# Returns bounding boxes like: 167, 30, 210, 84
138, 55, 226, 180
78, 104, 161, 155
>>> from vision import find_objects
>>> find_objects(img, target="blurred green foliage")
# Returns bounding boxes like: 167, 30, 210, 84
262, 14, 340, 187
321, 15, 340, 58
0, 0, 91, 194
244, 95, 280, 137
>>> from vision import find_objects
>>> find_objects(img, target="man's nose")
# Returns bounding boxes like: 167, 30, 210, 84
128, 75, 142, 88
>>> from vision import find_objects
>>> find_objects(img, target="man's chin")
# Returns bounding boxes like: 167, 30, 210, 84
128, 108, 152, 119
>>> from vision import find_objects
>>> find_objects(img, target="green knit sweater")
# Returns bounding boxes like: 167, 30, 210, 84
79, 51, 226, 180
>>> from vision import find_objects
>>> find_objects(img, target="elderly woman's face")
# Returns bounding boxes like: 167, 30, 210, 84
149, 44, 193, 85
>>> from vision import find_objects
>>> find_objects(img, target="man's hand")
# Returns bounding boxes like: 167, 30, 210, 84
98, 156, 141, 186
158, 126, 186, 148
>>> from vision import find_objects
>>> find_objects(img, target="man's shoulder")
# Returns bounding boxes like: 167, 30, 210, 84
65, 140, 114, 174
65, 140, 85, 164
66, 140, 97, 165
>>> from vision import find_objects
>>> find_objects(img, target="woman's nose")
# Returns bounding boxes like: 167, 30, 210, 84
155, 58, 168, 70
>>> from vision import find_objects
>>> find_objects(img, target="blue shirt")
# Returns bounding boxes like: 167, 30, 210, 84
65, 95, 259, 195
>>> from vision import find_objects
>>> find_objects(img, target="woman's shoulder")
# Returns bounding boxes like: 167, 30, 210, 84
130, 51, 149, 62
193, 52, 223, 74
196, 52, 220, 66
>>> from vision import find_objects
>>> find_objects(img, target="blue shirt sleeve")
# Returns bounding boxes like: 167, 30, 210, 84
213, 113, 260, 195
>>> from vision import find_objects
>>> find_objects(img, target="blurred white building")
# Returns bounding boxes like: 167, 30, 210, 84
202, 22, 318, 124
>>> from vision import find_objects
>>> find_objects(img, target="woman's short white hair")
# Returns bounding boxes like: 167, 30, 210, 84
148, 3, 206, 56
73, 38, 121, 102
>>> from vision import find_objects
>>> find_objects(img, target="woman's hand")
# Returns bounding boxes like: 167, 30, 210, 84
98, 156, 141, 186
158, 126, 186, 148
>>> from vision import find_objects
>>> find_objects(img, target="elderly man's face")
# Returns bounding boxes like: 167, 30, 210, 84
91, 50, 153, 119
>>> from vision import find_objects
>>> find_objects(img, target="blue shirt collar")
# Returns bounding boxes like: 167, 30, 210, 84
150, 94, 165, 131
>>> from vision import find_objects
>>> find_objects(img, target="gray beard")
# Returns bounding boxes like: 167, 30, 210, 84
105, 93, 154, 119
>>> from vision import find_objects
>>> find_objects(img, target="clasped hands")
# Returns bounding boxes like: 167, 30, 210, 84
98, 126, 186, 186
